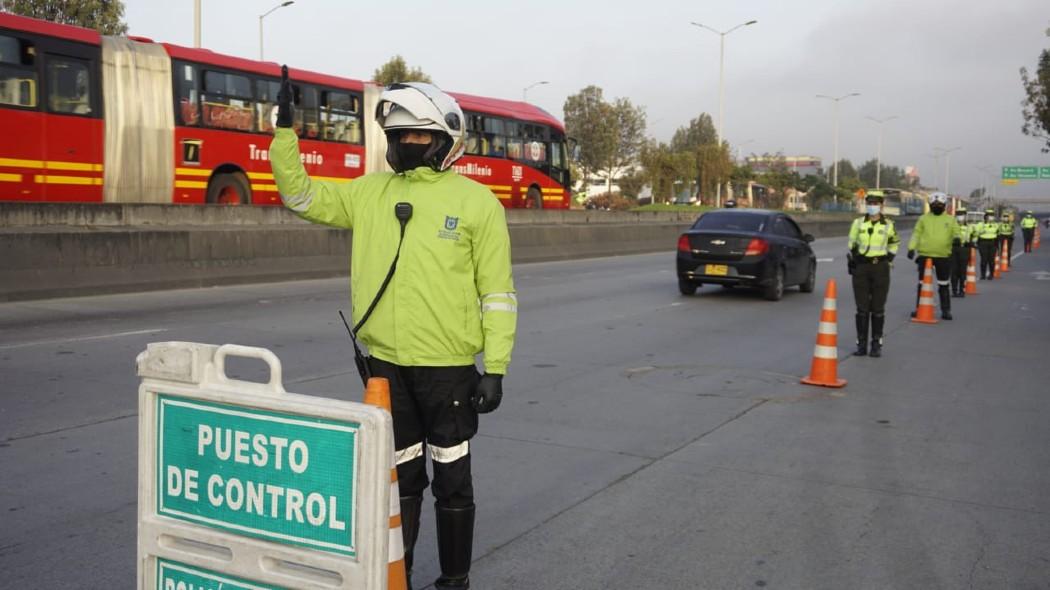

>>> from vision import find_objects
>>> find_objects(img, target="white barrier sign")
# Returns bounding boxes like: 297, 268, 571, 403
137, 342, 392, 589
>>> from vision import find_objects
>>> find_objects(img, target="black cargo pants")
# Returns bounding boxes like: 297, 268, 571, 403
369, 357, 480, 508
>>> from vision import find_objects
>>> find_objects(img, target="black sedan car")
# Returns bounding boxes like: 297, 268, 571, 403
676, 209, 817, 301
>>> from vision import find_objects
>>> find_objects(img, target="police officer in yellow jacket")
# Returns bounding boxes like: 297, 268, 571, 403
1021, 211, 1038, 252
847, 191, 900, 357
270, 70, 515, 590
976, 208, 999, 280
999, 213, 1015, 261
907, 192, 960, 320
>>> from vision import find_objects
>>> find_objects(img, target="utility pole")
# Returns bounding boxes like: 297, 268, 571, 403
816, 93, 860, 203
865, 115, 898, 189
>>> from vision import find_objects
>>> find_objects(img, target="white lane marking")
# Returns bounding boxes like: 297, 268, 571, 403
0, 328, 168, 350
817, 258, 835, 262
1011, 252, 1024, 261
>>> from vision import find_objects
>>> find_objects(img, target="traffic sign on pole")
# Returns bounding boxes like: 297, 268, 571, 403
137, 342, 393, 589
1002, 166, 1041, 180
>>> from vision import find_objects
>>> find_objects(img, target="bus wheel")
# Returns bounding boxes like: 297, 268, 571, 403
526, 185, 543, 209
207, 173, 250, 205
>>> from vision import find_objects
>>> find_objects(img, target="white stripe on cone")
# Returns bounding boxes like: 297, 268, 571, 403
813, 344, 838, 359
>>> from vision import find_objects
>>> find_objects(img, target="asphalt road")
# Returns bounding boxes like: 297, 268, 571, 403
2, 232, 1049, 589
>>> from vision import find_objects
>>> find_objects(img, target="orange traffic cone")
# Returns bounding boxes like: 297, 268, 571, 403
1035, 226, 1041, 250
364, 377, 409, 590
801, 278, 846, 388
964, 247, 978, 295
911, 258, 938, 324
1001, 241, 1011, 273
994, 244, 1003, 279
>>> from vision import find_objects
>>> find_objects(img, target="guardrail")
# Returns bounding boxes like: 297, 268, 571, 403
0, 204, 909, 302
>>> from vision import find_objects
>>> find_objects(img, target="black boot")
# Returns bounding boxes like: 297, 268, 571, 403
400, 496, 423, 590
869, 314, 884, 358
938, 285, 953, 320
854, 313, 869, 356
434, 504, 474, 590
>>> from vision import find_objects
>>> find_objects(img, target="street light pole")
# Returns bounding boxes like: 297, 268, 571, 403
816, 93, 860, 200
259, 1, 294, 61
865, 115, 898, 189
935, 146, 961, 195
522, 80, 549, 103
691, 19, 756, 207
193, 0, 201, 48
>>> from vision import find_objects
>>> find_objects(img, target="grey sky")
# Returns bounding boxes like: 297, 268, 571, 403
124, 0, 1050, 201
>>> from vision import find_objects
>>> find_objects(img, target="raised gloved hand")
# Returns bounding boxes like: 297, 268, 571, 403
907, 249, 916, 260
276, 65, 294, 128
472, 374, 503, 414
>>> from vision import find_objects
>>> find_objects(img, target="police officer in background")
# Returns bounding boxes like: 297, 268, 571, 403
908, 192, 960, 320
848, 191, 900, 357
1021, 210, 1038, 252
999, 212, 1015, 261
270, 71, 516, 590
951, 206, 972, 297
976, 208, 999, 280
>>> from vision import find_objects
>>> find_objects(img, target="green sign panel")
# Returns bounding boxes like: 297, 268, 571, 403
157, 558, 286, 590
1002, 166, 1050, 179
157, 394, 359, 556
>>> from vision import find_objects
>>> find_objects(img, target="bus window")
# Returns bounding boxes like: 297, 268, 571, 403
320, 90, 361, 144
46, 56, 92, 115
294, 85, 319, 139
483, 117, 505, 157
175, 62, 199, 126
465, 131, 482, 155
507, 137, 523, 159
523, 140, 546, 163
551, 141, 565, 169
255, 78, 280, 133
202, 70, 254, 131
0, 34, 37, 108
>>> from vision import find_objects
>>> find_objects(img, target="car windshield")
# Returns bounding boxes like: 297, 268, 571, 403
692, 212, 767, 232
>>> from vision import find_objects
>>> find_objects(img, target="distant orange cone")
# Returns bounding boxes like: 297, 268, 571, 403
1035, 226, 1041, 250
801, 278, 846, 388
364, 377, 409, 590
994, 244, 1003, 279
964, 247, 978, 295
1001, 241, 1011, 273
912, 258, 938, 325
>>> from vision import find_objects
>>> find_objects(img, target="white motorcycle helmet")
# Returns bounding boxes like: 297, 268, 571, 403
928, 192, 949, 205
376, 82, 465, 172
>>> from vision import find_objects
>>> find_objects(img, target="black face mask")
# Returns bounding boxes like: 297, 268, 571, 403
930, 203, 946, 215
393, 142, 429, 172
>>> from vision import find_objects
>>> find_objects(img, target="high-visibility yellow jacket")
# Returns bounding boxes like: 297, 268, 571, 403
976, 221, 999, 240
999, 222, 1015, 238
908, 212, 960, 258
269, 128, 517, 374
1021, 216, 1037, 229
848, 216, 899, 257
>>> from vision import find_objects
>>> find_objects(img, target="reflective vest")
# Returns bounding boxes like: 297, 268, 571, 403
957, 223, 972, 245
908, 212, 960, 258
848, 216, 899, 257
269, 128, 517, 374
1021, 216, 1037, 229
977, 221, 999, 240
999, 222, 1014, 238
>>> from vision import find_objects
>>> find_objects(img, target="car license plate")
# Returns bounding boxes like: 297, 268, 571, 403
705, 264, 729, 276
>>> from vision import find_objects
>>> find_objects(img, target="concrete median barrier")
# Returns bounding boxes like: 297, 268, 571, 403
0, 204, 912, 301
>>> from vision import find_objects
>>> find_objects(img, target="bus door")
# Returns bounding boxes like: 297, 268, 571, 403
0, 31, 42, 201
41, 52, 103, 202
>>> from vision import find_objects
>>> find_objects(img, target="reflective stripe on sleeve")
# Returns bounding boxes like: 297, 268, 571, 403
429, 441, 469, 464
279, 179, 314, 212
395, 442, 424, 465
482, 302, 517, 313
483, 292, 517, 303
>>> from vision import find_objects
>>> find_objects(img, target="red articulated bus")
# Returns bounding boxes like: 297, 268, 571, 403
0, 12, 570, 208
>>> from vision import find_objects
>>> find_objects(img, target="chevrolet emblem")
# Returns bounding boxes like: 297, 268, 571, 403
711, 239, 726, 245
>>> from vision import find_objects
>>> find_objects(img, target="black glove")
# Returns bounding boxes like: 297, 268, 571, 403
846, 252, 855, 275
907, 249, 916, 260
276, 65, 294, 128
886, 252, 895, 262
472, 373, 503, 414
